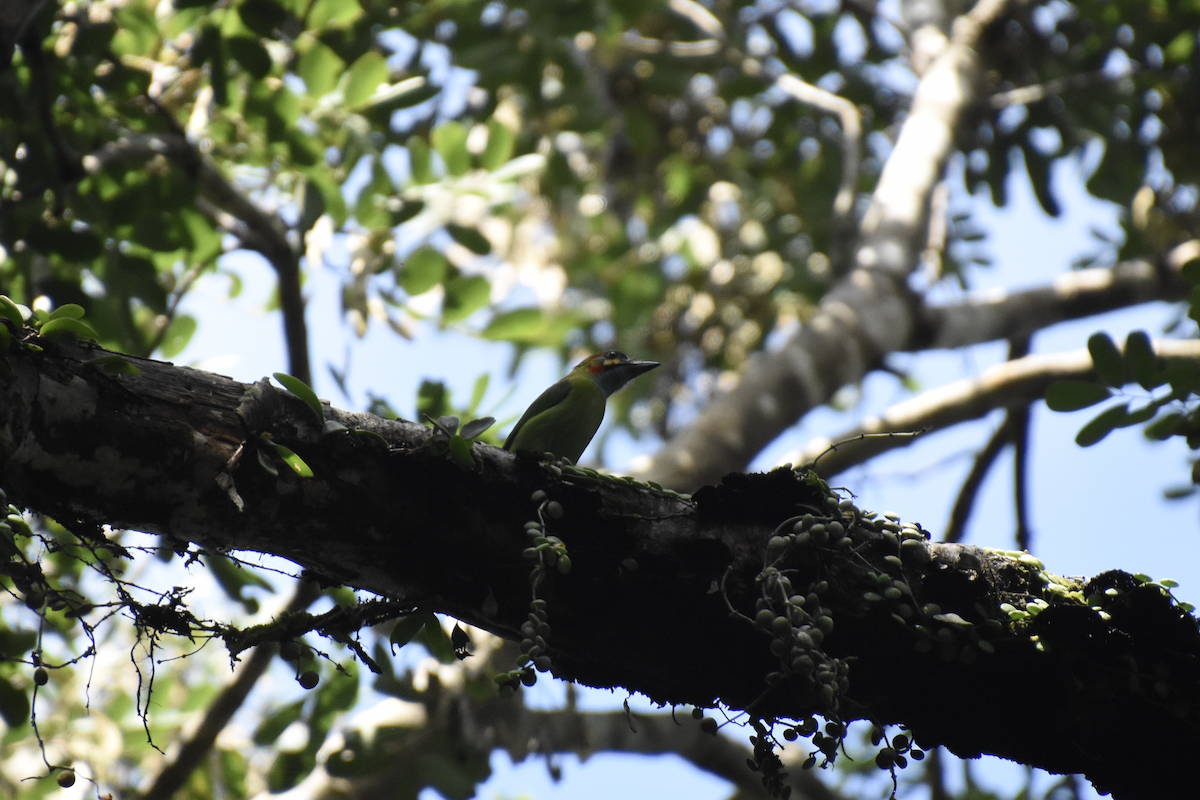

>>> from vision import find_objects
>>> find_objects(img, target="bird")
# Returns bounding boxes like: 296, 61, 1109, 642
503, 350, 660, 463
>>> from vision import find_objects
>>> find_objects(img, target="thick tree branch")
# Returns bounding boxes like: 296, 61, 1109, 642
784, 338, 1200, 477
912, 245, 1195, 351
638, 2, 1011, 492
1, 332, 1198, 798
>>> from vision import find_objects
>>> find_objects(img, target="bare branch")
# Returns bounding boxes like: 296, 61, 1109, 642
785, 338, 1200, 477
915, 248, 1194, 350
990, 68, 1131, 109
638, 1, 1017, 491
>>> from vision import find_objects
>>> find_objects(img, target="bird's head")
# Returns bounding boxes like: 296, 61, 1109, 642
572, 350, 660, 397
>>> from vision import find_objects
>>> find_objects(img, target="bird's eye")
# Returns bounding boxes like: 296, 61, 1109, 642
605, 350, 623, 360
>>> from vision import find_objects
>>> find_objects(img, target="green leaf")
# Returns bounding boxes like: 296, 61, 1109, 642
445, 223, 491, 255
344, 52, 390, 109
354, 162, 395, 230
308, 0, 363, 29
416, 380, 448, 421
269, 442, 314, 477
273, 372, 324, 420
39, 317, 99, 341
448, 434, 475, 468
1125, 331, 1159, 389
1076, 403, 1130, 447
298, 39, 345, 97
1145, 412, 1184, 441
397, 248, 447, 296
460, 417, 494, 440
159, 314, 197, 359
227, 35, 273, 79
420, 615, 456, 663
0, 323, 10, 353
480, 120, 515, 171
1044, 379, 1112, 412
49, 304, 86, 320
1087, 332, 1127, 387
1165, 30, 1195, 63
469, 373, 489, 414
407, 136, 434, 184
431, 122, 470, 177
390, 612, 431, 650
86, 355, 142, 375
207, 554, 275, 611
253, 700, 305, 745
0, 295, 27, 324
442, 275, 491, 323
482, 308, 542, 341
0, 674, 29, 728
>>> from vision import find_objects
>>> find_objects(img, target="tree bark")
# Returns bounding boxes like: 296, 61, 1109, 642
1, 330, 1197, 799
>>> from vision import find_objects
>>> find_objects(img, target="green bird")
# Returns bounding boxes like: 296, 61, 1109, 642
503, 350, 660, 463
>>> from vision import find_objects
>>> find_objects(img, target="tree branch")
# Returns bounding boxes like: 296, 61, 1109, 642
1, 331, 1198, 798
638, 1, 1011, 492
784, 338, 1200, 477
139, 580, 321, 800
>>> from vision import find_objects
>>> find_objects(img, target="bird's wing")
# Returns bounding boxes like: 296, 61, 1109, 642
503, 378, 573, 450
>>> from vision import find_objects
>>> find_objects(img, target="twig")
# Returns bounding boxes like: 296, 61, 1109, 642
785, 338, 1200, 478
138, 579, 321, 800
989, 68, 1131, 109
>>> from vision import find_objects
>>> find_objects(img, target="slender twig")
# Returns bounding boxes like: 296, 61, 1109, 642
990, 68, 1132, 109
138, 579, 321, 800
785, 338, 1200, 478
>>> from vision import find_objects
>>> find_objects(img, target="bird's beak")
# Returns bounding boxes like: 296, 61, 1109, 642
626, 360, 660, 376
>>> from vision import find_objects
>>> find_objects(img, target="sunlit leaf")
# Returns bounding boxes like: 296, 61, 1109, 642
159, 314, 198, 359
49, 304, 86, 320
273, 372, 324, 420
432, 122, 470, 177
298, 38, 345, 97
0, 296, 27, 324
269, 442, 314, 477
344, 52, 390, 109
39, 317, 99, 341
481, 119, 515, 171
397, 248, 447, 296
